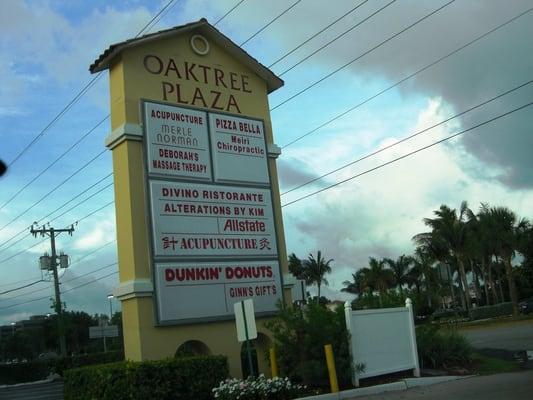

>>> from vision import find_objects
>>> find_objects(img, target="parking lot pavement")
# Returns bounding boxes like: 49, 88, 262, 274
354, 371, 533, 400
459, 319, 533, 351
0, 380, 63, 400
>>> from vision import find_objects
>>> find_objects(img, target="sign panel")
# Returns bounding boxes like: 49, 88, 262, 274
144, 102, 212, 181
234, 299, 258, 342
149, 180, 277, 258
154, 260, 282, 323
209, 113, 269, 185
89, 325, 119, 339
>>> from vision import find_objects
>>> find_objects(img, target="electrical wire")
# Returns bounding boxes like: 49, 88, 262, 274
271, 0, 455, 111
214, 0, 247, 26
279, 5, 533, 148
281, 101, 533, 208
281, 79, 533, 196
276, 0, 395, 75
267, 0, 370, 68
240, 0, 303, 46
0, 270, 118, 311
0, 280, 44, 296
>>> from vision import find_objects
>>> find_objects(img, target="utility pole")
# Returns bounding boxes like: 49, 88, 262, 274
31, 224, 74, 357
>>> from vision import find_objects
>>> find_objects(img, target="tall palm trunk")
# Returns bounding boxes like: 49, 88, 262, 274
480, 259, 490, 305
488, 261, 499, 304
457, 257, 472, 313
503, 256, 519, 316
317, 283, 321, 303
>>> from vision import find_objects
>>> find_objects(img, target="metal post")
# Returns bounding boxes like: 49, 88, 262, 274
269, 347, 278, 377
324, 344, 339, 393
242, 301, 254, 378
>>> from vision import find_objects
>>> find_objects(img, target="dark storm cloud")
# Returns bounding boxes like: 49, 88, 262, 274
277, 157, 325, 191
261, 0, 533, 187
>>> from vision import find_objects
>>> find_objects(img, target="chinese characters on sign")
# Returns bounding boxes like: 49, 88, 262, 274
149, 181, 277, 258
143, 101, 282, 324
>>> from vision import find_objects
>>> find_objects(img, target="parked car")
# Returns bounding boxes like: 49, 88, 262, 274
519, 298, 533, 314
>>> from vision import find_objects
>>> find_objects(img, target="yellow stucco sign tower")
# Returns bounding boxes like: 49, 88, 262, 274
90, 19, 289, 377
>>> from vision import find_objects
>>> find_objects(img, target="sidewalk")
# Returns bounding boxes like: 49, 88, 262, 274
298, 370, 533, 400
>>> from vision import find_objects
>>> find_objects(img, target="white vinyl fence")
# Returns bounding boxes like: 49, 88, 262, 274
344, 298, 420, 386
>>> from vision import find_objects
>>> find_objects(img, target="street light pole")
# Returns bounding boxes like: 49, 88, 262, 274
107, 294, 114, 321
10, 322, 15, 337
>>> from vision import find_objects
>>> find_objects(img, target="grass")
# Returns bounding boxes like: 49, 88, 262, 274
454, 314, 533, 330
470, 353, 521, 375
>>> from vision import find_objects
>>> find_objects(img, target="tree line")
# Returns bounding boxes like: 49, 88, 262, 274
290, 201, 533, 316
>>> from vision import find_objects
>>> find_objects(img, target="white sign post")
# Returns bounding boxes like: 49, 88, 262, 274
234, 299, 257, 377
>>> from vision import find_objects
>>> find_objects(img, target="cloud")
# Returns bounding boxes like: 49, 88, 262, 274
282, 98, 533, 291
73, 218, 116, 251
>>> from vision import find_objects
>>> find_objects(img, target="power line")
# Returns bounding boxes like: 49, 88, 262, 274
0, 270, 118, 311
281, 79, 533, 196
0, 117, 109, 212
0, 280, 43, 296
0, 149, 107, 233
0, 201, 114, 266
2, 0, 178, 174
270, 0, 455, 111
0, 174, 113, 256
276, 0, 395, 75
281, 100, 533, 208
1, 246, 117, 302
279, 6, 533, 148
268, 0, 370, 68
214, 0, 247, 25
240, 0, 303, 46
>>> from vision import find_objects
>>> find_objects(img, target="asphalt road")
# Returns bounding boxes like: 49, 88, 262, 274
459, 320, 533, 351
356, 371, 533, 400
0, 381, 63, 400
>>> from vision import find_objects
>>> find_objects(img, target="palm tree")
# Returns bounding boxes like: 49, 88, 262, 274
303, 251, 333, 302
384, 255, 413, 295
412, 247, 438, 308
481, 205, 529, 315
358, 257, 394, 307
341, 269, 371, 296
414, 202, 473, 314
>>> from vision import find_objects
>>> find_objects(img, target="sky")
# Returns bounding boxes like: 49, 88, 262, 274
0, 0, 532, 325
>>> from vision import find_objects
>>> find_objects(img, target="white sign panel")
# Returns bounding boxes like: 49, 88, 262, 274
144, 102, 212, 181
155, 260, 282, 323
149, 180, 277, 258
209, 113, 269, 185
89, 325, 119, 339
234, 299, 258, 342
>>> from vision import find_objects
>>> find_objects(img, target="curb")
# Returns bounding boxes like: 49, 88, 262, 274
0, 374, 61, 389
296, 375, 473, 400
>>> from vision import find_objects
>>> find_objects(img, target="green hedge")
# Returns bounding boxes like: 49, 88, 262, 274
0, 350, 124, 385
470, 302, 513, 320
416, 325, 472, 369
52, 350, 124, 375
63, 356, 228, 400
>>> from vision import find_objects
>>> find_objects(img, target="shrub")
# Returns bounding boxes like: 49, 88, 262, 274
63, 355, 228, 400
266, 302, 352, 389
212, 374, 307, 400
51, 350, 124, 375
416, 325, 472, 369
469, 302, 514, 320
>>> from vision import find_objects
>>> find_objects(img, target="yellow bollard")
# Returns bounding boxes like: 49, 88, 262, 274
324, 344, 339, 393
269, 347, 279, 377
